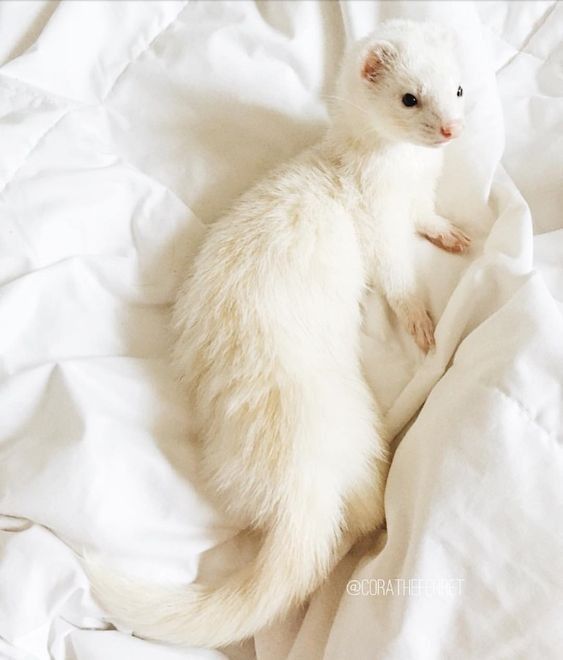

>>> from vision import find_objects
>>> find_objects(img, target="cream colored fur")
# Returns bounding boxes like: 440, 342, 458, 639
86, 19, 469, 648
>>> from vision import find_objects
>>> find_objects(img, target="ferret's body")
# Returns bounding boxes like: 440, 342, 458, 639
87, 19, 469, 648
174, 148, 380, 532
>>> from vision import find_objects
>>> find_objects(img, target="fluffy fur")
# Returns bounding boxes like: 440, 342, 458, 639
86, 19, 469, 647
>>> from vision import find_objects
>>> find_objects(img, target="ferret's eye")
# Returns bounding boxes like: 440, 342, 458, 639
457, 86, 463, 97
402, 93, 418, 107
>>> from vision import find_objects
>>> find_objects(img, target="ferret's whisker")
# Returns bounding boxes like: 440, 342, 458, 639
323, 94, 374, 119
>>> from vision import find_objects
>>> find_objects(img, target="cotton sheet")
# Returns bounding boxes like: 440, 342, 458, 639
0, 2, 562, 659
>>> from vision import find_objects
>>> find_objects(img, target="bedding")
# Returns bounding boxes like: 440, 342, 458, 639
0, 1, 562, 659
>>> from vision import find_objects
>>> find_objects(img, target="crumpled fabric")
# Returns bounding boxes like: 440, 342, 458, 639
0, 1, 561, 659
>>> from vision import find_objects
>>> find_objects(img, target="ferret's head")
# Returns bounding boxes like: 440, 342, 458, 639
334, 20, 465, 148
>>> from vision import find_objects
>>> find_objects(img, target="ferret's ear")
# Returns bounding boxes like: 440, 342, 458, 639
361, 41, 396, 82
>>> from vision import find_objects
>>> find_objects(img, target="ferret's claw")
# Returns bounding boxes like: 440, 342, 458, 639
423, 225, 471, 254
403, 305, 435, 353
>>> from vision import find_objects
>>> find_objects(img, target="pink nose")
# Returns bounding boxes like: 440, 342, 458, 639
440, 121, 463, 140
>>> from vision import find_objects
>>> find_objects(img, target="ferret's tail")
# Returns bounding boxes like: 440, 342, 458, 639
85, 496, 343, 647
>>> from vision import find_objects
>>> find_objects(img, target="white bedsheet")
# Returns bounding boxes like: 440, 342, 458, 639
0, 2, 561, 659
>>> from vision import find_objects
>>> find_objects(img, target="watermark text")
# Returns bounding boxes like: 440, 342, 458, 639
346, 578, 464, 597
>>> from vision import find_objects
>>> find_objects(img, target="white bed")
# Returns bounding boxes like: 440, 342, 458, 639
0, 1, 562, 659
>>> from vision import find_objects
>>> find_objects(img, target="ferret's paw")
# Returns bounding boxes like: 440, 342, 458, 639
402, 304, 435, 353
423, 224, 471, 254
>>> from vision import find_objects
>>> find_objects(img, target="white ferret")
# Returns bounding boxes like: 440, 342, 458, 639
88, 19, 470, 648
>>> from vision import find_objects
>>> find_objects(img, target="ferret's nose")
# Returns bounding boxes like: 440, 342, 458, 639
440, 126, 453, 139
440, 120, 463, 140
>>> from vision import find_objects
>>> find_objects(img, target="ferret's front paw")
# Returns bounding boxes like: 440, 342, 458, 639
399, 303, 435, 353
422, 224, 471, 254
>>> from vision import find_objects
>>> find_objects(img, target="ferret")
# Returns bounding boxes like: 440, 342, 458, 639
87, 19, 470, 648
